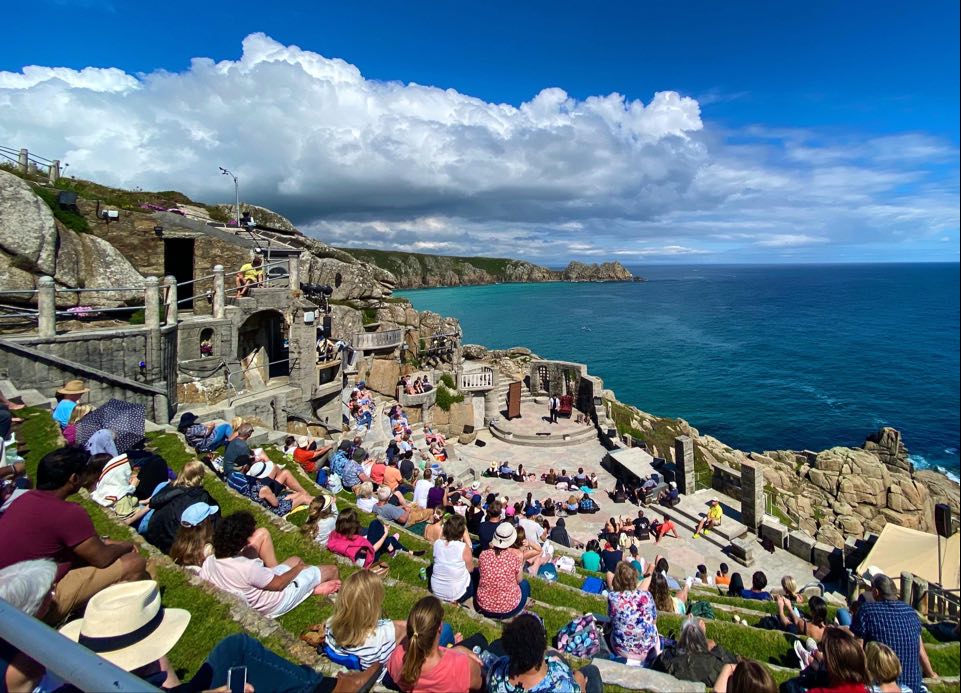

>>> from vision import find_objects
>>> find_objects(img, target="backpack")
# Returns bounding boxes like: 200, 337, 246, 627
326, 472, 343, 494
688, 600, 715, 620
538, 563, 558, 581
555, 614, 602, 658
556, 556, 577, 574
581, 576, 604, 594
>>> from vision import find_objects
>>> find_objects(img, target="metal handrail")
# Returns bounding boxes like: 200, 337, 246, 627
0, 598, 158, 692
0, 145, 55, 164
179, 258, 289, 291
0, 289, 40, 296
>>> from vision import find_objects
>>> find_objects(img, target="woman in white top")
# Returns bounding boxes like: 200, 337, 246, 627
412, 468, 434, 509
354, 481, 377, 513
301, 493, 339, 547
428, 514, 474, 603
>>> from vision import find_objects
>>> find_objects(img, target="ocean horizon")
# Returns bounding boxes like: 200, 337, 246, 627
400, 262, 961, 481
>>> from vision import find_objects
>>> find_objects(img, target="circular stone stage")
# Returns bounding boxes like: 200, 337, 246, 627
489, 401, 599, 447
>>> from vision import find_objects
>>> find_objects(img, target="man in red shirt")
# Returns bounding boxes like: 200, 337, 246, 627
290, 436, 331, 474
0, 446, 147, 623
651, 513, 679, 544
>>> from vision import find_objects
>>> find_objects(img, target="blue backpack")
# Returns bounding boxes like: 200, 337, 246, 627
329, 450, 349, 478
581, 576, 604, 594
538, 563, 558, 581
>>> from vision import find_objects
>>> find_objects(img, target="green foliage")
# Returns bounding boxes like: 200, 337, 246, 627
435, 383, 464, 411
361, 306, 378, 325
127, 308, 145, 325
439, 372, 456, 389
31, 184, 90, 234
339, 247, 520, 281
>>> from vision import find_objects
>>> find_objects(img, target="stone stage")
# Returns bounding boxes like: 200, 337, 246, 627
489, 401, 597, 447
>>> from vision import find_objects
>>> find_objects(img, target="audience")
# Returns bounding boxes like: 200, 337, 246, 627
0, 559, 58, 691
713, 659, 777, 693
61, 403, 94, 445
740, 571, 772, 601
657, 616, 736, 686
865, 641, 911, 693
169, 504, 220, 570
777, 593, 828, 642
428, 514, 474, 604
715, 562, 731, 587
386, 595, 484, 693
326, 507, 413, 567
549, 516, 574, 547
477, 500, 504, 553
51, 380, 88, 430
727, 572, 745, 598
142, 460, 216, 553
651, 571, 689, 616
581, 538, 602, 572
805, 627, 870, 693
227, 456, 313, 517
178, 413, 233, 454
300, 492, 340, 547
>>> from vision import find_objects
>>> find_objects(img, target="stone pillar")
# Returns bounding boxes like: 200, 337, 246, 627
212, 265, 225, 319
740, 458, 765, 534
163, 276, 178, 326
288, 254, 300, 294
483, 369, 500, 425
144, 277, 161, 330
674, 435, 694, 494
18, 148, 28, 173
37, 276, 56, 338
48, 160, 60, 184
900, 571, 914, 605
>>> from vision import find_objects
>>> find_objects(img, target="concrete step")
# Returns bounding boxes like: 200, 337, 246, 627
658, 493, 748, 552
19, 389, 56, 410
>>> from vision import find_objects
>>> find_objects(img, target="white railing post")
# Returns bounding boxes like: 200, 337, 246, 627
288, 254, 300, 293
213, 265, 225, 319
37, 276, 56, 338
18, 148, 28, 173
163, 276, 178, 325
144, 277, 160, 329
48, 160, 60, 184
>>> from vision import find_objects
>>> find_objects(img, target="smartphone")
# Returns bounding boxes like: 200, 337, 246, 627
227, 666, 247, 693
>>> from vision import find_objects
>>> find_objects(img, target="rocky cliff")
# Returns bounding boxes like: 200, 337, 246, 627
337, 247, 635, 288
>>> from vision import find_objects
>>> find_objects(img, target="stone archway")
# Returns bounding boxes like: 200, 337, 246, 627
238, 310, 289, 386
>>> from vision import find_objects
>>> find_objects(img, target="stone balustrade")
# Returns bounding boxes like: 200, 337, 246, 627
460, 367, 494, 391
352, 328, 403, 351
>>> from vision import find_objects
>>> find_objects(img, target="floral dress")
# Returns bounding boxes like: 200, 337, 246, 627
487, 654, 581, 693
607, 588, 658, 661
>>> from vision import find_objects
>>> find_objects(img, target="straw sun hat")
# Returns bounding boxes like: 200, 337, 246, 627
60, 581, 190, 672
57, 380, 89, 396
491, 522, 518, 549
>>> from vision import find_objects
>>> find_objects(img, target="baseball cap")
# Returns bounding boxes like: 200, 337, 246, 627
181, 502, 219, 527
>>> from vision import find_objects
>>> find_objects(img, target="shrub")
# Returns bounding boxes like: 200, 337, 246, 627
436, 384, 464, 411
31, 185, 90, 234
361, 307, 378, 325
439, 372, 456, 389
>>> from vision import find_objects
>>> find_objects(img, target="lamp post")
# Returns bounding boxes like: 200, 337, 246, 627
219, 166, 239, 228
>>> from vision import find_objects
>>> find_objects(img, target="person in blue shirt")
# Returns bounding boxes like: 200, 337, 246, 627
51, 380, 88, 429
740, 571, 773, 601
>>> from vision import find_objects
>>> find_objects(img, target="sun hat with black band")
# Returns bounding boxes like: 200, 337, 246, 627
491, 522, 517, 549
247, 459, 275, 479
60, 581, 190, 672
177, 412, 199, 432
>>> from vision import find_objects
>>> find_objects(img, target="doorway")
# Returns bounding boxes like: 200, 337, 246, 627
163, 238, 195, 304
238, 310, 290, 385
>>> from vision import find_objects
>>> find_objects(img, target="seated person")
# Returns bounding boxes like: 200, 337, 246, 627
651, 571, 690, 615
607, 561, 659, 665
324, 570, 404, 676
542, 468, 558, 485
556, 470, 572, 487
475, 524, 531, 619
578, 492, 600, 514
300, 493, 340, 548
143, 461, 217, 554
286, 435, 332, 475
57, 578, 379, 692
589, 472, 599, 489
548, 517, 575, 548
541, 497, 556, 517
511, 463, 527, 482
599, 541, 623, 585
658, 482, 680, 507
741, 571, 773, 601
327, 507, 415, 566
560, 494, 580, 515
178, 413, 233, 453
340, 448, 372, 493
227, 457, 313, 517
488, 613, 602, 692
573, 467, 590, 487
498, 461, 515, 479
650, 513, 679, 543
692, 498, 723, 539
373, 485, 432, 527
199, 511, 339, 618
235, 255, 264, 297
776, 594, 828, 642
656, 616, 737, 686
51, 380, 88, 430
715, 562, 732, 587
222, 423, 270, 476
89, 453, 148, 525
581, 539, 602, 571
633, 510, 652, 539
387, 596, 485, 693
62, 403, 94, 445
429, 439, 447, 462
485, 462, 499, 478
419, 375, 433, 392
0, 446, 147, 624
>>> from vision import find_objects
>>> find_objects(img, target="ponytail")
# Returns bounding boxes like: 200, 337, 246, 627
401, 596, 444, 685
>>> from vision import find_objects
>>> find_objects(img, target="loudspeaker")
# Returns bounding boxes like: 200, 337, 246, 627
322, 315, 332, 340
935, 503, 954, 538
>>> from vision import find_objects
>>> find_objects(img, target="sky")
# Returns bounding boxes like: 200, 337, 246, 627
1, 1, 958, 264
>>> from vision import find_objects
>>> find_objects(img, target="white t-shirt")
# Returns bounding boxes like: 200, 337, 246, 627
199, 555, 282, 616
325, 617, 397, 670
357, 497, 376, 513
413, 479, 432, 509
430, 539, 471, 602
517, 517, 544, 548
313, 515, 338, 547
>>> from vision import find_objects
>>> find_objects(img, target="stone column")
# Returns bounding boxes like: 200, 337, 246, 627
674, 435, 694, 494
144, 277, 161, 329
212, 265, 225, 319
483, 368, 500, 425
163, 276, 178, 326
37, 276, 56, 338
18, 148, 28, 173
288, 254, 301, 294
740, 459, 765, 534
48, 160, 60, 184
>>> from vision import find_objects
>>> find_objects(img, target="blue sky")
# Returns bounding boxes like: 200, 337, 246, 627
2, 0, 958, 263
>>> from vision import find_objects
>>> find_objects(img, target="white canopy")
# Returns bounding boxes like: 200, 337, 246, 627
857, 522, 960, 591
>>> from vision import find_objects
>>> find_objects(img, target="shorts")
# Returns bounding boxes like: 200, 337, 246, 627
266, 564, 322, 618
49, 559, 127, 623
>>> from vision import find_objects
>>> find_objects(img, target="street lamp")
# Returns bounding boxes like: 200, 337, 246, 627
219, 166, 240, 228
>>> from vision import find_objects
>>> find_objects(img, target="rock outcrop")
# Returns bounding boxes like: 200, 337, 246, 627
0, 171, 145, 307
561, 261, 634, 282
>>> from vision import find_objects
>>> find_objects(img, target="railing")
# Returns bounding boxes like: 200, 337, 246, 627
0, 598, 155, 692
460, 367, 495, 391
353, 328, 403, 350
0, 145, 61, 182
694, 468, 714, 492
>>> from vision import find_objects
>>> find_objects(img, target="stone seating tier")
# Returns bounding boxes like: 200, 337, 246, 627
658, 488, 749, 551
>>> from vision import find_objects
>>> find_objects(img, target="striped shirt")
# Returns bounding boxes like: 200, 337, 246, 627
324, 618, 397, 671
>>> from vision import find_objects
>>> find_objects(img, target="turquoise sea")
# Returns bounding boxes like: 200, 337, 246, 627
400, 263, 961, 480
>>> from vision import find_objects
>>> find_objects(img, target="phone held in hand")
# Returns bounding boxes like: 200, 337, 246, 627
227, 665, 247, 693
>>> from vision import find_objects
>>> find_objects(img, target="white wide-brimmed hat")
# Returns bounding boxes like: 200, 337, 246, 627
296, 435, 311, 448
60, 581, 190, 672
248, 460, 275, 479
491, 522, 517, 549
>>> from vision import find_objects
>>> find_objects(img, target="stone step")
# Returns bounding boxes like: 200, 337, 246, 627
658, 497, 747, 552
19, 389, 56, 410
